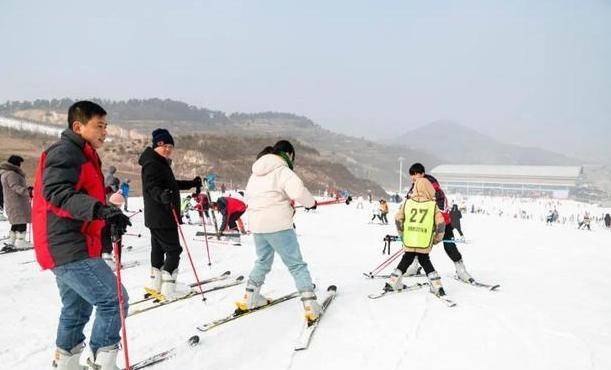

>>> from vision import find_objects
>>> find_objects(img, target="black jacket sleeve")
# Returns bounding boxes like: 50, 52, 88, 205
43, 146, 100, 221
176, 180, 195, 191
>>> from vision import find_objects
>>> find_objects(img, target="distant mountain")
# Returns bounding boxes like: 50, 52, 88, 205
390, 120, 581, 166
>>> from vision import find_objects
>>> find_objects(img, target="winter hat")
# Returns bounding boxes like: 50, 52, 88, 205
152, 128, 174, 147
7, 155, 24, 167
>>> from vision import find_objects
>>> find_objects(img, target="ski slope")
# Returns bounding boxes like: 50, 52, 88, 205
1, 196, 611, 370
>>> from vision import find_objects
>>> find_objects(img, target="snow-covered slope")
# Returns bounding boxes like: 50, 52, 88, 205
1, 196, 611, 370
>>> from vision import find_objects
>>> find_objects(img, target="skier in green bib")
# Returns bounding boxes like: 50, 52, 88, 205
384, 177, 448, 296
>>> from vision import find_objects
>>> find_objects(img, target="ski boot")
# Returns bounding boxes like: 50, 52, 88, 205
235, 281, 270, 313
1, 231, 16, 252
383, 269, 405, 292
455, 259, 475, 283
427, 271, 446, 296
159, 269, 191, 301
14, 231, 31, 250
86, 343, 120, 370
143, 267, 162, 299
301, 290, 322, 325
52, 342, 86, 370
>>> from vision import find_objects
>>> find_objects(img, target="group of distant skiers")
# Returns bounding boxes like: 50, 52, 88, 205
5, 100, 609, 369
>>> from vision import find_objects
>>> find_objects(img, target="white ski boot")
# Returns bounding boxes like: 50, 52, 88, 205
455, 259, 474, 283
301, 290, 322, 323
235, 281, 270, 312
86, 343, 120, 370
51, 342, 86, 369
1, 230, 16, 251
159, 269, 190, 301
143, 267, 162, 298
427, 271, 446, 296
383, 268, 405, 291
14, 231, 31, 250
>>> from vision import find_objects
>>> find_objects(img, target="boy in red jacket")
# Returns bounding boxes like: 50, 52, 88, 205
32, 101, 131, 370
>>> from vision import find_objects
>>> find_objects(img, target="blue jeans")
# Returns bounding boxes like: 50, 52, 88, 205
248, 229, 314, 292
52, 258, 129, 354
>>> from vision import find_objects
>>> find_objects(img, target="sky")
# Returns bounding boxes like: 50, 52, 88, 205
1, 0, 609, 156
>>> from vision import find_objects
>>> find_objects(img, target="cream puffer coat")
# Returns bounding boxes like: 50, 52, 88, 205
245, 154, 315, 233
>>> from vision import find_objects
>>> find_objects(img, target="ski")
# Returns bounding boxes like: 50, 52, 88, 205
125, 335, 200, 370
0, 245, 33, 255
130, 270, 231, 305
119, 260, 141, 270
362, 271, 424, 279
294, 285, 337, 351
196, 231, 240, 238
128, 275, 244, 317
430, 292, 457, 307
367, 282, 429, 299
454, 277, 500, 291
196, 291, 300, 332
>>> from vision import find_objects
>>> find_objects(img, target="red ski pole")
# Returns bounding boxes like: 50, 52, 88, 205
369, 248, 403, 276
111, 227, 131, 370
171, 208, 206, 300
200, 214, 212, 267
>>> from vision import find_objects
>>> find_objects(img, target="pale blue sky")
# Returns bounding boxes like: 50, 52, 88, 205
1, 0, 609, 154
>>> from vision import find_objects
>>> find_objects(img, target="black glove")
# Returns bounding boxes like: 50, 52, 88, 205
28, 186, 33, 198
305, 201, 317, 211
193, 176, 202, 188
160, 189, 173, 204
96, 205, 132, 236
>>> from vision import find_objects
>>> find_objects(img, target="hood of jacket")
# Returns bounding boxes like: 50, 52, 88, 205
251, 154, 287, 176
138, 146, 169, 168
0, 161, 25, 177
411, 177, 436, 202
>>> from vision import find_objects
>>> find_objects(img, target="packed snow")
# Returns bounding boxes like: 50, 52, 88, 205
1, 194, 611, 370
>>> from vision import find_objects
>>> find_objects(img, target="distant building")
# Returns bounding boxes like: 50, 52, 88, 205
430, 164, 583, 199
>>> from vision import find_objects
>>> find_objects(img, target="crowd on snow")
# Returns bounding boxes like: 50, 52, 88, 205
3, 100, 610, 370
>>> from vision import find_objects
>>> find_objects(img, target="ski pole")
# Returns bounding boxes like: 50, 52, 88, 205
200, 214, 212, 267
127, 209, 143, 219
369, 248, 403, 276
371, 249, 403, 276
110, 226, 131, 370
171, 208, 206, 301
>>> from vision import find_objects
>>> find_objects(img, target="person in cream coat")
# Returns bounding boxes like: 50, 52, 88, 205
236, 140, 321, 324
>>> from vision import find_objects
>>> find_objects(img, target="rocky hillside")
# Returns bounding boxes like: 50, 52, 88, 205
1, 99, 442, 191
0, 126, 386, 197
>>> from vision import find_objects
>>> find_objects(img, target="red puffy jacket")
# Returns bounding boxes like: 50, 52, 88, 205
32, 130, 107, 270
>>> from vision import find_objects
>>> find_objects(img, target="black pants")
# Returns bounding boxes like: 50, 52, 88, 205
10, 223, 27, 232
453, 225, 464, 237
150, 227, 182, 273
380, 213, 388, 224
443, 224, 462, 262
397, 252, 435, 275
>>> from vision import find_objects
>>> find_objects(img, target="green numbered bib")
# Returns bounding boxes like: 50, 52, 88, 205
402, 199, 436, 249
